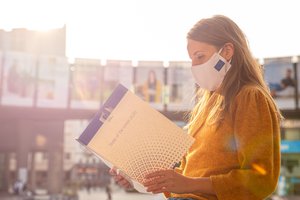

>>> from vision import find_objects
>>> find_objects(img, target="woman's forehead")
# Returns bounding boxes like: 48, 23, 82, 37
187, 39, 216, 56
187, 39, 213, 49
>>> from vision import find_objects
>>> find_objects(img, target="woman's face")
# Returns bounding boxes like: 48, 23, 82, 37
187, 39, 218, 67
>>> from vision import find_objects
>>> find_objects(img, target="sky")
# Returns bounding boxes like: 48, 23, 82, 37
0, 0, 300, 62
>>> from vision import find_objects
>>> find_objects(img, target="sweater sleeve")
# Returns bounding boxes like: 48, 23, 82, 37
210, 87, 281, 200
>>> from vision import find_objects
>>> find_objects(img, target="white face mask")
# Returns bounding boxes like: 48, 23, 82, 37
191, 48, 231, 91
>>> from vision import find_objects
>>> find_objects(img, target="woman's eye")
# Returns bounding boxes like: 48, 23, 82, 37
197, 55, 203, 60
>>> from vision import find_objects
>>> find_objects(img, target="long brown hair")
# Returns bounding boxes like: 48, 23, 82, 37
186, 15, 282, 132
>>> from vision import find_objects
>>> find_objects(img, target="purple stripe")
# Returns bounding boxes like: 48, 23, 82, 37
77, 84, 128, 145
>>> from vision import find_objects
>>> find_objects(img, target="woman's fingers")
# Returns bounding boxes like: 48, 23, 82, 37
146, 180, 167, 191
111, 173, 131, 187
116, 178, 130, 186
109, 167, 133, 189
144, 169, 173, 187
124, 182, 132, 189
109, 168, 117, 175
145, 170, 165, 179
144, 175, 169, 187
113, 175, 125, 183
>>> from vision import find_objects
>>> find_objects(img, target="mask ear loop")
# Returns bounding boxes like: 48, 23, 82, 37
219, 46, 233, 73
217, 47, 223, 54
218, 47, 231, 73
225, 58, 232, 73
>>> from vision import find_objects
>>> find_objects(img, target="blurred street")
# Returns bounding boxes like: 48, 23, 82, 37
0, 187, 300, 200
77, 188, 164, 200
0, 186, 166, 200
1, 188, 300, 200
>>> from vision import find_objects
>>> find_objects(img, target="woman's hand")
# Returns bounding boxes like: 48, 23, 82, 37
143, 169, 193, 194
109, 168, 133, 190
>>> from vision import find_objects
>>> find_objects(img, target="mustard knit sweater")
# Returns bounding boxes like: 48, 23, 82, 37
167, 85, 281, 200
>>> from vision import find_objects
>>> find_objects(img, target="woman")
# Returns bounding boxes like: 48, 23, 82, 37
110, 15, 282, 200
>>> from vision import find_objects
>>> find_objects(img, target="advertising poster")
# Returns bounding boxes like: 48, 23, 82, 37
168, 61, 195, 111
102, 60, 133, 103
119, 61, 133, 90
2, 52, 36, 106
135, 61, 164, 110
70, 59, 102, 109
36, 55, 69, 108
264, 57, 296, 109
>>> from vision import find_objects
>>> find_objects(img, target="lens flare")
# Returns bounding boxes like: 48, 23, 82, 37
252, 163, 267, 175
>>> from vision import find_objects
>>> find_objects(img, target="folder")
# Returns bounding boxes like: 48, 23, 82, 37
76, 84, 194, 193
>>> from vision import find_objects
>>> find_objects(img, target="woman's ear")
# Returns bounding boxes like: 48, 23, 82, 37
222, 43, 234, 61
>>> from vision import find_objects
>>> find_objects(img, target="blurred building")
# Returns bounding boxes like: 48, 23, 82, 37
0, 26, 66, 56
0, 26, 67, 195
0, 26, 299, 197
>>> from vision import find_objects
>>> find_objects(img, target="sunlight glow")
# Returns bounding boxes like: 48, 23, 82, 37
0, 0, 300, 60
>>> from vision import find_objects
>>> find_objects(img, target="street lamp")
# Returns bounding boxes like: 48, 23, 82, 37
163, 61, 169, 111
292, 56, 299, 109
132, 60, 138, 93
